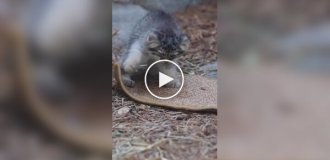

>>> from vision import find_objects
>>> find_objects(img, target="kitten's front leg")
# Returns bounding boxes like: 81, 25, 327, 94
121, 42, 144, 87
122, 42, 144, 73
122, 55, 140, 74
121, 57, 138, 87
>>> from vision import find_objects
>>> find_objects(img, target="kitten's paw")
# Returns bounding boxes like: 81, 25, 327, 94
123, 77, 135, 87
165, 79, 181, 88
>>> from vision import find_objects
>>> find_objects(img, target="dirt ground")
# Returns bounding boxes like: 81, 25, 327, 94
112, 1, 218, 160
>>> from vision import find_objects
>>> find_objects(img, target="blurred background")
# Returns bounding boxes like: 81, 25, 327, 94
0, 0, 112, 159
220, 0, 330, 159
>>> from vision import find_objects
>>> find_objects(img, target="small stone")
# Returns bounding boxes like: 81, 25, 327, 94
117, 107, 130, 116
137, 104, 149, 110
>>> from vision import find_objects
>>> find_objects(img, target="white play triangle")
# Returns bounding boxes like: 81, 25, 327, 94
159, 72, 174, 88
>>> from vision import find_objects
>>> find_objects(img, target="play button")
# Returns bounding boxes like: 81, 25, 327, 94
159, 72, 174, 88
144, 60, 184, 100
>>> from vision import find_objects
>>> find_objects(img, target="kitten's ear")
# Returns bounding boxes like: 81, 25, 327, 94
147, 32, 159, 48
180, 35, 190, 51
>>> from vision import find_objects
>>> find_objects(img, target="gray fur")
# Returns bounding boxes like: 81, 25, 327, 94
121, 10, 189, 87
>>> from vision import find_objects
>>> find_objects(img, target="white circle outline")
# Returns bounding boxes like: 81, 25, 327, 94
144, 60, 184, 100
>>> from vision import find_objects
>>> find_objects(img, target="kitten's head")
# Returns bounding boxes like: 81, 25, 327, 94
145, 31, 190, 60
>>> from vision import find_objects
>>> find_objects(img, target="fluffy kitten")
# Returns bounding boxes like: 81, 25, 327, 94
120, 10, 190, 87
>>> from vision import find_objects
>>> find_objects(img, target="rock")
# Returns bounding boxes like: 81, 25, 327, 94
117, 106, 131, 116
